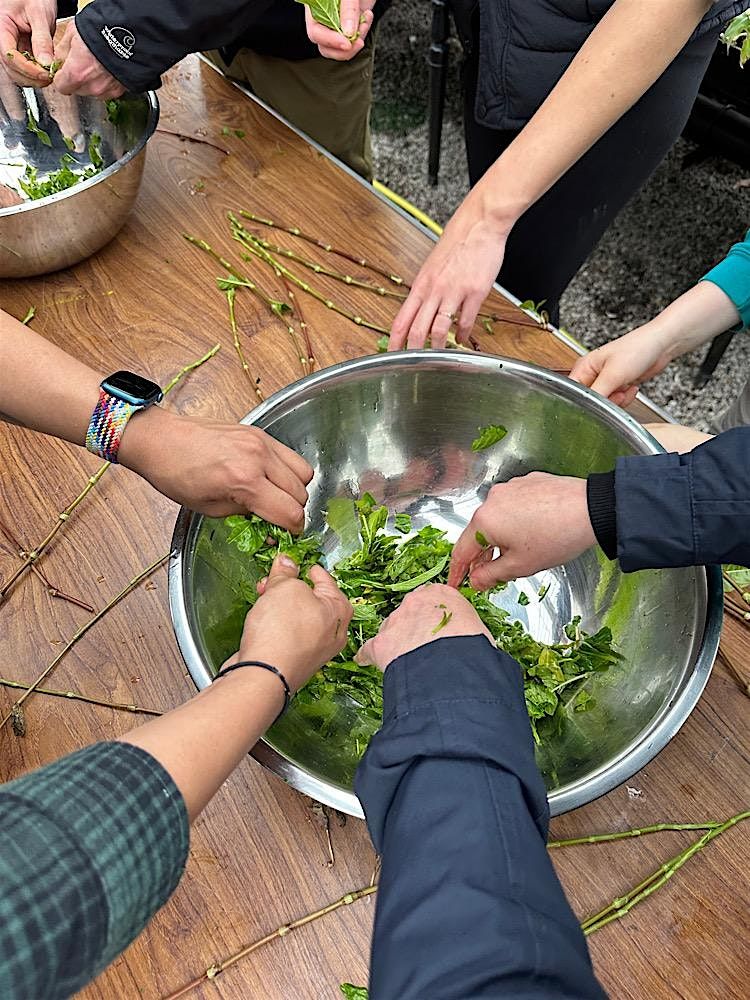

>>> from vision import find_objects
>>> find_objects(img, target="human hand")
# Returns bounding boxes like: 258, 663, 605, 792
0, 0, 56, 86
53, 19, 125, 97
643, 422, 713, 454
447, 473, 596, 590
355, 583, 492, 671
224, 554, 353, 692
118, 408, 314, 532
568, 324, 679, 407
304, 0, 375, 61
389, 189, 510, 349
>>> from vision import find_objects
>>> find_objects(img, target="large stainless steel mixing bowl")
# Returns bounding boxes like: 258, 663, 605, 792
169, 353, 722, 817
0, 79, 157, 277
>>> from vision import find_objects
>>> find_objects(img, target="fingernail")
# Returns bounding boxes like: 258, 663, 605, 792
342, 19, 356, 35
279, 554, 297, 568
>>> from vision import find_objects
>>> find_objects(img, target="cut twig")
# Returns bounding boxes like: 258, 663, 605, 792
225, 286, 265, 400
162, 885, 378, 1000
239, 209, 405, 286
156, 126, 229, 155
0, 553, 169, 734
581, 810, 750, 935
283, 278, 315, 373
548, 821, 723, 848
230, 214, 391, 337
0, 677, 162, 716
21, 305, 35, 325
716, 644, 750, 698
0, 517, 94, 612
0, 345, 219, 604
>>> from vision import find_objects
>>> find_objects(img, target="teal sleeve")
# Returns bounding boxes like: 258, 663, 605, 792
700, 229, 750, 329
0, 742, 189, 999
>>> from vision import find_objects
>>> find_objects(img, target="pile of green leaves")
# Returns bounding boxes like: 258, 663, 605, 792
226, 495, 623, 749
17, 135, 104, 201
723, 10, 750, 66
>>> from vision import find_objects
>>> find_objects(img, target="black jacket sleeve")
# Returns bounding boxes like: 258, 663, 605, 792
75, 0, 274, 92
587, 428, 750, 572
354, 635, 606, 1000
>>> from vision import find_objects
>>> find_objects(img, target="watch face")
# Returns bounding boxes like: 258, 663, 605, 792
101, 371, 163, 407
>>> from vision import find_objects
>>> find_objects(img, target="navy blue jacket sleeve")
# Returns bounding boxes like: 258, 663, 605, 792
354, 635, 606, 1000
588, 428, 750, 572
76, 0, 273, 92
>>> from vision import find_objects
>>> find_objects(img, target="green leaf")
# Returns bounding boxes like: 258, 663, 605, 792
517, 591, 530, 606
340, 985, 368, 999
88, 132, 103, 169
475, 530, 489, 547
26, 109, 51, 147
295, 0, 344, 34
376, 335, 389, 353
394, 513, 412, 534
471, 424, 507, 452
105, 99, 123, 125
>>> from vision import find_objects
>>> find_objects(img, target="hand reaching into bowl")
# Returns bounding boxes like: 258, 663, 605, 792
356, 583, 493, 671
1, 307, 313, 531
222, 553, 353, 694
0, 0, 57, 86
447, 473, 596, 591
53, 18, 125, 98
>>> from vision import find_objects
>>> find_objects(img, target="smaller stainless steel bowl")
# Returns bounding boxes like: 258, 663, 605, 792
0, 78, 158, 277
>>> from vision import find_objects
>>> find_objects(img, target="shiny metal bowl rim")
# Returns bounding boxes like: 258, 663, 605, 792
168, 350, 723, 818
0, 90, 159, 218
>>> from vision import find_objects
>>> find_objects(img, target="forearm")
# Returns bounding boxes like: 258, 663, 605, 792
589, 428, 750, 570
639, 281, 741, 358
357, 637, 603, 999
0, 308, 178, 476
119, 667, 284, 820
0, 308, 102, 442
476, 0, 712, 228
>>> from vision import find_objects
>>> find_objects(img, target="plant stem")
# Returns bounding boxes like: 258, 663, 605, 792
0, 677, 163, 716
236, 209, 537, 330
156, 126, 229, 155
716, 644, 750, 698
0, 553, 169, 733
282, 277, 315, 374
162, 885, 377, 1000
238, 209, 405, 286
184, 234, 306, 377
0, 517, 94, 611
582, 810, 750, 935
225, 287, 265, 400
0, 346, 219, 604
548, 821, 723, 849
21, 305, 35, 325
230, 215, 392, 337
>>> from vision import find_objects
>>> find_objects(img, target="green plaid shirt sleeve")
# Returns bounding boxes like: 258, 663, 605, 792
0, 742, 189, 999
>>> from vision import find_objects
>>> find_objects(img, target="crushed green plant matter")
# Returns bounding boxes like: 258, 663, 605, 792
26, 109, 51, 147
17, 134, 104, 201
225, 495, 623, 747
340, 986, 368, 1000
471, 424, 507, 451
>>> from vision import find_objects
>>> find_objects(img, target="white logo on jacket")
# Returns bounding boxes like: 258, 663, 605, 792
101, 25, 135, 60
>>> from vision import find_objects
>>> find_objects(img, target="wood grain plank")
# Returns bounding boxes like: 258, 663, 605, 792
0, 56, 747, 1000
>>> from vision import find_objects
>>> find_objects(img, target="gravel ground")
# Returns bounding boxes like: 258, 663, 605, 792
371, 3, 750, 428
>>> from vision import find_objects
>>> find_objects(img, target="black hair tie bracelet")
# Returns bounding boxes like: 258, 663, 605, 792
213, 660, 292, 723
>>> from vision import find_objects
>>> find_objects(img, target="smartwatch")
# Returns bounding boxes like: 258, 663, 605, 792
85, 370, 163, 463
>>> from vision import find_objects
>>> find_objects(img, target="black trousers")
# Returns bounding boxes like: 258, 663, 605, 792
462, 29, 717, 324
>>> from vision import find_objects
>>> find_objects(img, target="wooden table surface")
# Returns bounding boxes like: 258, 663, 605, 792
1, 57, 748, 1000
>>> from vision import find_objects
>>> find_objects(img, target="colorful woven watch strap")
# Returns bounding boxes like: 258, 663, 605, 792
85, 388, 137, 463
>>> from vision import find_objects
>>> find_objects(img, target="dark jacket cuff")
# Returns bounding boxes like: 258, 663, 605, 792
355, 635, 549, 851
587, 471, 617, 560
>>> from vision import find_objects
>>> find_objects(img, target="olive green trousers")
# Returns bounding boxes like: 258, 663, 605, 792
205, 37, 374, 182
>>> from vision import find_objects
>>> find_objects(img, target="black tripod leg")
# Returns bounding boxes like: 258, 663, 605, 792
694, 328, 736, 388
428, 0, 450, 186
